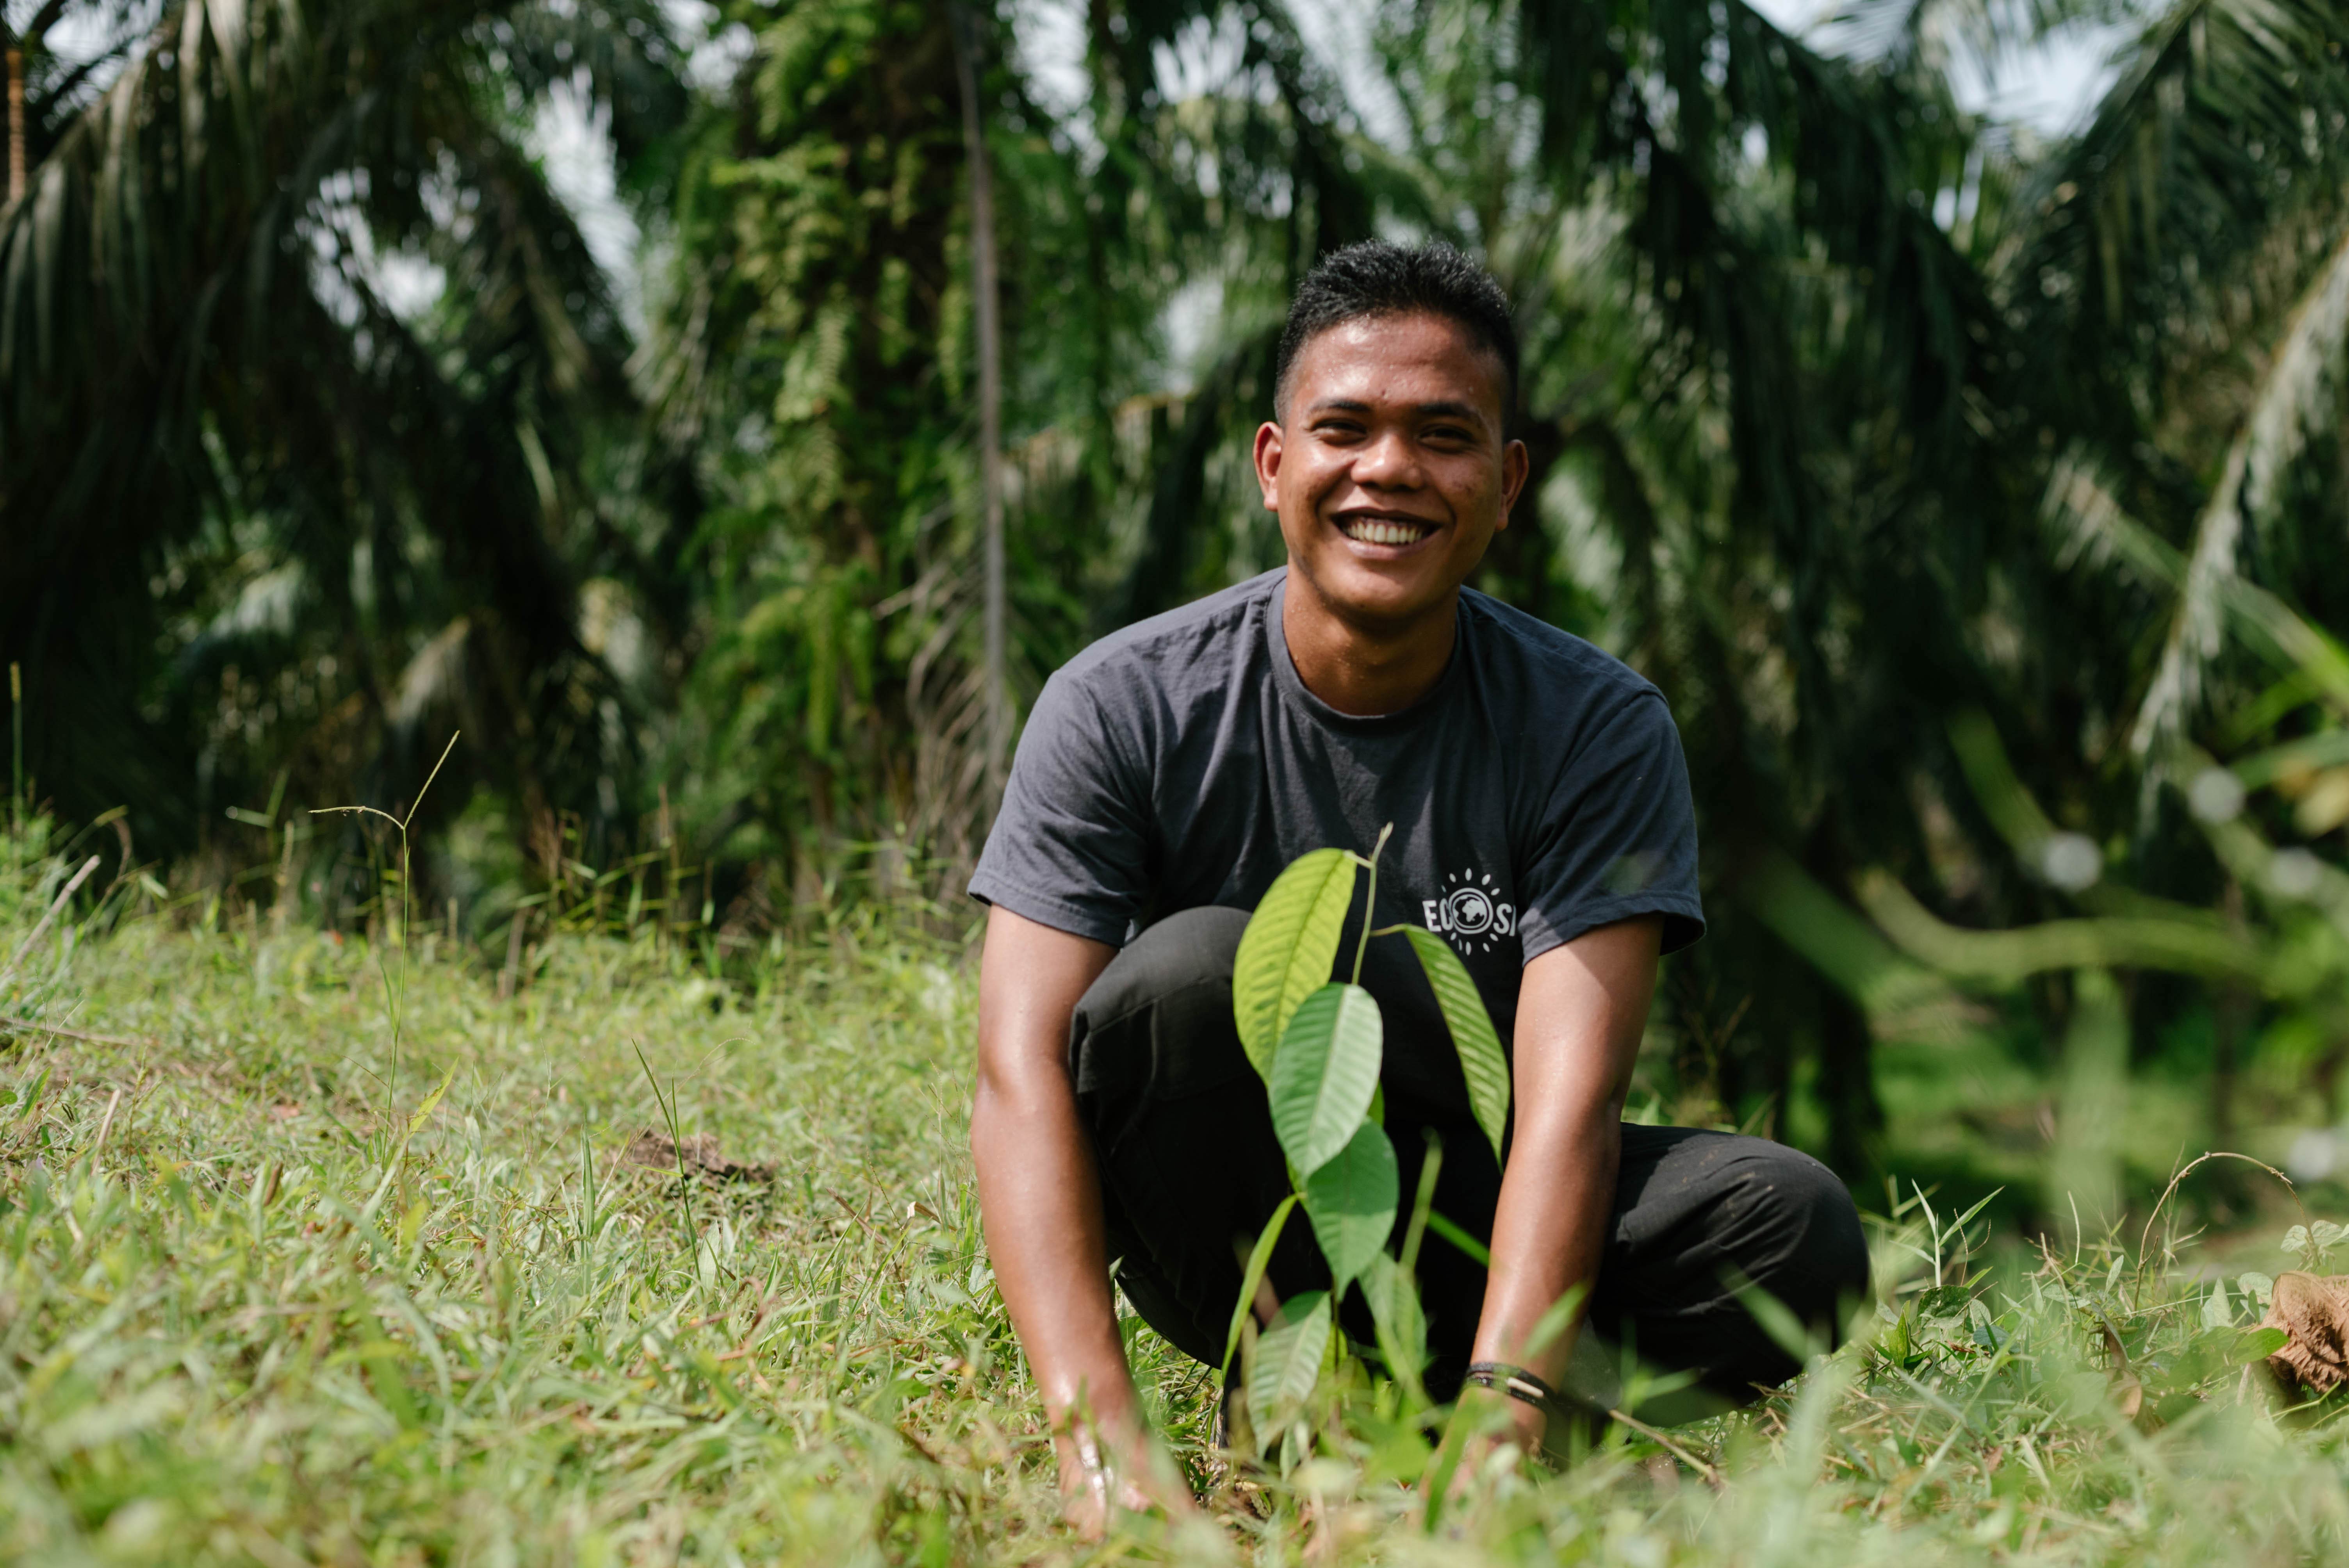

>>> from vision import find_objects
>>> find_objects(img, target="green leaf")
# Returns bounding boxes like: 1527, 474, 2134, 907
1912, 1285, 1974, 1329
1303, 1120, 1397, 1297
2201, 1276, 2233, 1331
1234, 850, 1356, 1080
1402, 927, 1509, 1163
1269, 982, 1382, 1176
2235, 1326, 2290, 1363
1358, 1250, 1428, 1406
1219, 1193, 1299, 1384
1248, 1290, 1331, 1443
406, 1061, 458, 1138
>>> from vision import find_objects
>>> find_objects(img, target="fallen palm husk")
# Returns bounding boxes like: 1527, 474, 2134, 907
624, 1130, 777, 1183
2262, 1270, 2349, 1396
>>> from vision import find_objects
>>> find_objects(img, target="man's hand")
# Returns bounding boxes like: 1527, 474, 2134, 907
971, 906, 1199, 1533
1055, 1410, 1202, 1538
1465, 915, 1662, 1458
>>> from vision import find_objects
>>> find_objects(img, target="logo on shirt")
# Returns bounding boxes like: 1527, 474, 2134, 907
1423, 868, 1516, 956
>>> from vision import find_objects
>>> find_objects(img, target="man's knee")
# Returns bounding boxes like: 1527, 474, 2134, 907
1070, 905, 1254, 1112
1076, 904, 1249, 1028
1725, 1142, 1870, 1327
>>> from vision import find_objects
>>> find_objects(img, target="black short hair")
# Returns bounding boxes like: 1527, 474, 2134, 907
1273, 241, 1519, 423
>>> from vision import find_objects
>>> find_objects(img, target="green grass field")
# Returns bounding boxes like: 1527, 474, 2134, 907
5, 857, 2349, 1564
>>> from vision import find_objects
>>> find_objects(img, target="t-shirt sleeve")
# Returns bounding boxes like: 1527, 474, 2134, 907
966, 670, 1150, 946
1514, 690, 1705, 961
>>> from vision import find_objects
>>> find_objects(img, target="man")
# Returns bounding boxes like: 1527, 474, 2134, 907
967, 241, 1868, 1523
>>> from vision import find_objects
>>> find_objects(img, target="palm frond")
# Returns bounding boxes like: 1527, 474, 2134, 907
0, 0, 685, 843
2124, 224, 2349, 756
2003, 0, 2349, 461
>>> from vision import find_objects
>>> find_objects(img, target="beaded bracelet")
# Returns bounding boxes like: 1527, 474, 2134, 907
1462, 1360, 1561, 1413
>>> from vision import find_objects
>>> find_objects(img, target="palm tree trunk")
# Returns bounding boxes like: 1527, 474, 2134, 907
6, 47, 23, 205
949, 2, 1007, 807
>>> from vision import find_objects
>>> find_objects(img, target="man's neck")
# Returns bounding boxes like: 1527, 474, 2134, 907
1279, 570, 1459, 718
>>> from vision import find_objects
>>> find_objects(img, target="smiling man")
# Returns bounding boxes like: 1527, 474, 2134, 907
968, 242, 1867, 1523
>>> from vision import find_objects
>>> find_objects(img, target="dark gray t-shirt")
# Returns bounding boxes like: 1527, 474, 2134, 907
970, 568, 1703, 1106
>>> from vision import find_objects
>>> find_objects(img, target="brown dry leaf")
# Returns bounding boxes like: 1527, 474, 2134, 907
2263, 1270, 2349, 1396
624, 1130, 776, 1183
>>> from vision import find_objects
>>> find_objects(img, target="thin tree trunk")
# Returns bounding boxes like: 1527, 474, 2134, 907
6, 48, 23, 206
949, 4, 1008, 807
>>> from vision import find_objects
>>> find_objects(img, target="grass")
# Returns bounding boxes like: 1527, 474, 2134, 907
5, 838, 2349, 1564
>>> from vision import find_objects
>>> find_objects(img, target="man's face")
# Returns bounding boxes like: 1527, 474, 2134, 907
1254, 310, 1528, 636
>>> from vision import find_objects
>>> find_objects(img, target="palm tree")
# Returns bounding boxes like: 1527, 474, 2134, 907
0, 0, 688, 871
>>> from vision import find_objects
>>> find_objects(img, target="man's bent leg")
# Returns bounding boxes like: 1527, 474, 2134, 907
1067, 908, 1871, 1423
1067, 909, 1510, 1376
1067, 906, 1317, 1367
1582, 1126, 1870, 1420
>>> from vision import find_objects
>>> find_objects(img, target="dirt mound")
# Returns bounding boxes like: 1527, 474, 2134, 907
624, 1131, 777, 1183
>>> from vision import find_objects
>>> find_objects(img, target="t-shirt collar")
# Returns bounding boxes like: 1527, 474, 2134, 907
1264, 566, 1468, 734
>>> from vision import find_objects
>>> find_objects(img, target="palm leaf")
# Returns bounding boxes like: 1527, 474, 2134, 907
2130, 225, 2349, 757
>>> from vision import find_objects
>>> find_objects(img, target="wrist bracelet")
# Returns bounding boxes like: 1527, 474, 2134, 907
1462, 1360, 1560, 1413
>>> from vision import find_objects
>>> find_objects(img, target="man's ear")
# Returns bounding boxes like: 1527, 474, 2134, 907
1496, 438, 1531, 530
1253, 422, 1285, 511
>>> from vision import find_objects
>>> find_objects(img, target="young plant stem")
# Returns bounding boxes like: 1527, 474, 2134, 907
1221, 1193, 1301, 1383
1401, 1131, 1444, 1279
1350, 822, 1394, 985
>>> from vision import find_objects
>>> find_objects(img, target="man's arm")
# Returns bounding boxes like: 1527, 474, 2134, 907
1467, 914, 1663, 1449
970, 904, 1192, 1525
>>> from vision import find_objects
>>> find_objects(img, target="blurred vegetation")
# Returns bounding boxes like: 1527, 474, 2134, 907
5, 0, 2349, 1194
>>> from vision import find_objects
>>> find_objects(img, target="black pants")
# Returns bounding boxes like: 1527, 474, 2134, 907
1072, 907, 1870, 1421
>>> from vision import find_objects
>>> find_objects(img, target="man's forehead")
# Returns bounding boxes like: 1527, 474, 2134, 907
1289, 312, 1506, 412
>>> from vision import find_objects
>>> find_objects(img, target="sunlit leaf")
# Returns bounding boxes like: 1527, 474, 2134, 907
1234, 849, 1355, 1081
1247, 1290, 1330, 1445
1269, 982, 1381, 1176
1402, 927, 1508, 1163
1303, 1120, 1397, 1297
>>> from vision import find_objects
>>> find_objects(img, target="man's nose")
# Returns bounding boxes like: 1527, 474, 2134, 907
1349, 428, 1420, 487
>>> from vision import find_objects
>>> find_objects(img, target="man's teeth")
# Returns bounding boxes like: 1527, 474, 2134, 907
1342, 518, 1431, 546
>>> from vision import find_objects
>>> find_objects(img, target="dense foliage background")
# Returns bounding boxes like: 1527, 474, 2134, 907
6, 0, 2349, 1201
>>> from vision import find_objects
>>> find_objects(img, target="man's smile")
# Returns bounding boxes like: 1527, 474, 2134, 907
1333, 510, 1441, 548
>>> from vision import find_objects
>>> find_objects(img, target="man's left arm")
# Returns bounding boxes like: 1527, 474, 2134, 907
1467, 913, 1663, 1452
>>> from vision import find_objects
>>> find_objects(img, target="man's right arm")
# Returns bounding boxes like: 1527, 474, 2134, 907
970, 904, 1191, 1527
